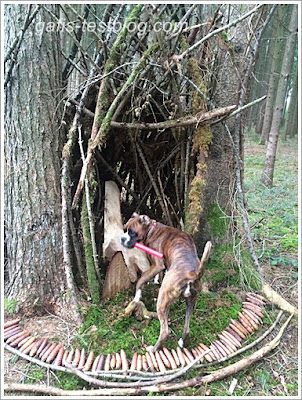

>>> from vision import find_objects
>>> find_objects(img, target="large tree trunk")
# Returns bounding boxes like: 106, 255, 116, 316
4, 5, 68, 317
261, 5, 297, 187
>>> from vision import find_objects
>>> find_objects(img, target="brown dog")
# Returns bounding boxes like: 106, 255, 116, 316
121, 213, 212, 353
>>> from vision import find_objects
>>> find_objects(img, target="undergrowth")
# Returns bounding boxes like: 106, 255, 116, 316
74, 287, 242, 356
244, 138, 298, 282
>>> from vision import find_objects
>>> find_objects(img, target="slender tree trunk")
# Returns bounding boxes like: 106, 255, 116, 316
283, 68, 298, 140
261, 5, 297, 187
247, 12, 273, 131
259, 6, 287, 144
289, 96, 298, 138
4, 5, 70, 317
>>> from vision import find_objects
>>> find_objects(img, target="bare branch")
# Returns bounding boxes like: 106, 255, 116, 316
41, 5, 101, 72
4, 5, 41, 64
110, 105, 237, 130
78, 126, 101, 284
136, 139, 173, 225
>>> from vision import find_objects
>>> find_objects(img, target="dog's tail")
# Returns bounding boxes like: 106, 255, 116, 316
198, 241, 212, 278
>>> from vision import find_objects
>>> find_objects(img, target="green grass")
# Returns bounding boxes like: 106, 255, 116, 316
4, 298, 18, 314
244, 140, 298, 277
73, 287, 242, 357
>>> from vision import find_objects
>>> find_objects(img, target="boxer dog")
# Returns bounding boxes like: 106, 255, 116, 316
121, 212, 212, 353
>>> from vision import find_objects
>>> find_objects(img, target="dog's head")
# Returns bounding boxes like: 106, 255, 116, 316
121, 213, 153, 249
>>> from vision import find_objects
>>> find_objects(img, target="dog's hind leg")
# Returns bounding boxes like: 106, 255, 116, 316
147, 281, 176, 353
178, 294, 198, 348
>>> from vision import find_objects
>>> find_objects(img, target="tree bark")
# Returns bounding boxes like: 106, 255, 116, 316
283, 68, 298, 140
261, 5, 297, 187
259, 6, 288, 144
4, 5, 68, 317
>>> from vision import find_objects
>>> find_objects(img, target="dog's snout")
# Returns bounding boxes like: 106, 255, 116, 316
121, 235, 129, 247
121, 231, 132, 248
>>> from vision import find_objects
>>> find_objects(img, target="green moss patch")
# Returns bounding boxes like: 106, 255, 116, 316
206, 203, 227, 238
73, 282, 245, 360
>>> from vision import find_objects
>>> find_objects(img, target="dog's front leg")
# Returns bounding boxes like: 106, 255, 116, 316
135, 262, 164, 297
125, 261, 165, 319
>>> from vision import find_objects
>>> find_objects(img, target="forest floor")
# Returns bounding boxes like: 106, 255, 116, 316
3, 137, 299, 397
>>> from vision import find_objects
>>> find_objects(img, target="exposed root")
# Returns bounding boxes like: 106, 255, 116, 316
262, 283, 298, 315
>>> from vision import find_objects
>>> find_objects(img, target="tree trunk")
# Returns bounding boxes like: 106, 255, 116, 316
283, 68, 298, 140
4, 5, 69, 317
259, 6, 287, 144
289, 95, 298, 138
261, 5, 297, 187
247, 10, 274, 131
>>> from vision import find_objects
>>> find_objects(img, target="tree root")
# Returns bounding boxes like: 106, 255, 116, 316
262, 283, 298, 315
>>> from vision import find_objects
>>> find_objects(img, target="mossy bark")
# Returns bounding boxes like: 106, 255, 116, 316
92, 42, 159, 150
81, 191, 100, 304
185, 57, 213, 235
92, 4, 144, 140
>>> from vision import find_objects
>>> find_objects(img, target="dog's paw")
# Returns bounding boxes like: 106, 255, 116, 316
124, 300, 137, 316
178, 338, 184, 348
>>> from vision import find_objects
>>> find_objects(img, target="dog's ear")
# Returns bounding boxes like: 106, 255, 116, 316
131, 212, 139, 219
138, 214, 151, 226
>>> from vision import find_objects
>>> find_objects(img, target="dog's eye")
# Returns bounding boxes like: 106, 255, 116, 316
128, 229, 137, 237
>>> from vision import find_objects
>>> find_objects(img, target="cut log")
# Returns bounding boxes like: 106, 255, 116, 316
101, 252, 131, 299
102, 181, 150, 298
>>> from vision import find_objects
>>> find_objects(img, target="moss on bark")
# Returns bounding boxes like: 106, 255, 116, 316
185, 56, 213, 234
81, 191, 100, 304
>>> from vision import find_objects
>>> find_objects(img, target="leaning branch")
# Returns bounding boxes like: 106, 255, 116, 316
4, 5, 41, 63
72, 43, 159, 208
78, 127, 102, 285
178, 4, 263, 60
60, 49, 104, 325
110, 105, 236, 130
